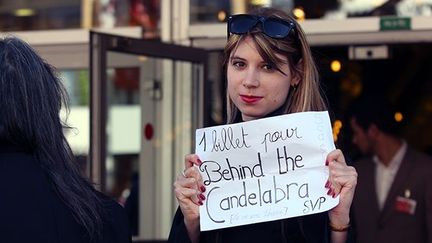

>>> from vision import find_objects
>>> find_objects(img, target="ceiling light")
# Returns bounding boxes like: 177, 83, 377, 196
250, 0, 271, 6
293, 7, 305, 21
331, 60, 342, 72
14, 8, 35, 17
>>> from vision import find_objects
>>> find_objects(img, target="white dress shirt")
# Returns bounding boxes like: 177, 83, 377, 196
373, 141, 407, 210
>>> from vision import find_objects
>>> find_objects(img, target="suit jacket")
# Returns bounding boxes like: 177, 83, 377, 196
0, 146, 131, 243
352, 147, 432, 243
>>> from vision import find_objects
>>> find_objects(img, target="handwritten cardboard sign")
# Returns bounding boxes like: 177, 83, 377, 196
195, 111, 338, 231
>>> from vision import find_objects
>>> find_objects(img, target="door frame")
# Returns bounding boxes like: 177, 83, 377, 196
90, 31, 208, 239
90, 31, 208, 189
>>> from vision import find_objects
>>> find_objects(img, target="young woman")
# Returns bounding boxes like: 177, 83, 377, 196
0, 36, 131, 243
169, 7, 357, 243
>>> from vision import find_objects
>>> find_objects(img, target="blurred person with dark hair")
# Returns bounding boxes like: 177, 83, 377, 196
0, 36, 131, 243
349, 96, 432, 243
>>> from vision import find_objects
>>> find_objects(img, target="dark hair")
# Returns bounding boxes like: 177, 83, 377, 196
348, 96, 401, 136
0, 36, 103, 239
223, 7, 326, 123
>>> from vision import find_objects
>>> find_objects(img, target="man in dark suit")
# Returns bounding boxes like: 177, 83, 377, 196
349, 98, 432, 243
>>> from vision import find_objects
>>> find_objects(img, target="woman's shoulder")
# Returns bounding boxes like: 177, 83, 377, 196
0, 150, 47, 190
99, 193, 129, 226
98, 193, 132, 243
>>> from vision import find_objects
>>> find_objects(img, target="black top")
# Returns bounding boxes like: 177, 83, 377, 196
0, 147, 131, 243
168, 208, 330, 243
169, 112, 352, 243
168, 110, 353, 243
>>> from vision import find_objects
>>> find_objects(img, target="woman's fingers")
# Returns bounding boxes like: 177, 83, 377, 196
326, 149, 346, 166
326, 174, 357, 197
328, 163, 357, 187
326, 149, 357, 197
326, 149, 358, 224
174, 173, 203, 206
184, 164, 206, 192
172, 154, 206, 230
174, 187, 201, 205
185, 154, 203, 169
173, 174, 202, 225
184, 155, 206, 192
184, 165, 202, 181
174, 154, 206, 214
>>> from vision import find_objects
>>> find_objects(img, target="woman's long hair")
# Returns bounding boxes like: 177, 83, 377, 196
0, 37, 103, 239
223, 7, 327, 123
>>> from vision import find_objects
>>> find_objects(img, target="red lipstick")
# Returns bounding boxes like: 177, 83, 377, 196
240, 95, 262, 104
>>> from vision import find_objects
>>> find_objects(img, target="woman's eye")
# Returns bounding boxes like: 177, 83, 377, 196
232, 61, 246, 68
262, 64, 275, 71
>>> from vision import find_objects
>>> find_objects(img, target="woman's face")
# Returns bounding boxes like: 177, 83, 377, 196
227, 36, 297, 121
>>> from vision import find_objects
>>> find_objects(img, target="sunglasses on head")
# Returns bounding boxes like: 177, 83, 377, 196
227, 14, 296, 39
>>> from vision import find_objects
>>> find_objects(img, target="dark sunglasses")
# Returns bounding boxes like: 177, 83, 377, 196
227, 14, 296, 39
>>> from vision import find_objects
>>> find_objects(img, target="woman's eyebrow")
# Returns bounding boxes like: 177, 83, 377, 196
230, 55, 267, 64
230, 55, 245, 61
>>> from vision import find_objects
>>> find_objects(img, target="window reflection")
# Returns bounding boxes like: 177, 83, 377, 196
0, 1, 81, 31
189, 0, 432, 23
0, 0, 161, 36
2, 0, 431, 31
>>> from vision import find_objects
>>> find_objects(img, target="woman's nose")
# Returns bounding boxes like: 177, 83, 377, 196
242, 68, 260, 88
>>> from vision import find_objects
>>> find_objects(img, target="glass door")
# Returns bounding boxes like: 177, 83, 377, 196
90, 32, 208, 240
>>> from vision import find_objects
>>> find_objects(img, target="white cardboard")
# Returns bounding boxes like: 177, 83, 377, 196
195, 111, 339, 231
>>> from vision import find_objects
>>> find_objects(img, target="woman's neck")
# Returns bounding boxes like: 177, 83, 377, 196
237, 105, 286, 123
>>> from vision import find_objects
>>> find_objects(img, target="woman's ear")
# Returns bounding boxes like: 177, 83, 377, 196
291, 58, 303, 86
292, 74, 301, 87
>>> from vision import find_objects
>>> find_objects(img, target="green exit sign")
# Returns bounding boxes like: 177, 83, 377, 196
380, 17, 411, 31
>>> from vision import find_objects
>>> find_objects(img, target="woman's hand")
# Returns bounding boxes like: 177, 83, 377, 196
173, 154, 205, 242
326, 149, 358, 227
